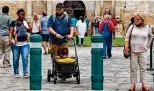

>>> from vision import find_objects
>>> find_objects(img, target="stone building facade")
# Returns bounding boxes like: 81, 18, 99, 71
0, 0, 154, 36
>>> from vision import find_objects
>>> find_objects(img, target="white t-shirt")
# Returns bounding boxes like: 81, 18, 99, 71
76, 20, 87, 38
32, 22, 39, 33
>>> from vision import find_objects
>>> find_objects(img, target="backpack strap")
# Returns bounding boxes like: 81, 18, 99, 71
64, 14, 69, 23
102, 20, 110, 28
52, 14, 56, 23
101, 20, 110, 33
52, 13, 69, 23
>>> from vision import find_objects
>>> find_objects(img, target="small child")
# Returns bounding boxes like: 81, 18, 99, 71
57, 48, 69, 59
14, 20, 29, 44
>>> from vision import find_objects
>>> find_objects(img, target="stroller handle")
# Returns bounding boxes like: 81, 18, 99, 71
62, 36, 75, 42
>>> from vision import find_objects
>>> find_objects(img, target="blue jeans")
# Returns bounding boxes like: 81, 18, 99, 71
11, 44, 15, 64
13, 44, 29, 74
103, 38, 112, 57
95, 27, 99, 35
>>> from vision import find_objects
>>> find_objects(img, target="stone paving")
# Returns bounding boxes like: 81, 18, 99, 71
0, 47, 153, 91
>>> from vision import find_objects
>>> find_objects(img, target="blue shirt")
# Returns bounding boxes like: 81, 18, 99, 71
47, 14, 73, 44
84, 18, 89, 28
71, 17, 77, 27
40, 16, 49, 35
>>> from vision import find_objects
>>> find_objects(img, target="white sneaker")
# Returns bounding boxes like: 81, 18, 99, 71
15, 74, 20, 78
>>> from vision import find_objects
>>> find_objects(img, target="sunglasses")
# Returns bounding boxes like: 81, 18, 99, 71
56, 8, 62, 11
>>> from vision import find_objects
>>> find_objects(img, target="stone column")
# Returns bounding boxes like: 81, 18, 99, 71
94, 1, 101, 16
26, 0, 32, 22
112, 0, 116, 14
47, 1, 52, 16
100, 0, 104, 17
52, 1, 57, 14
18, 1, 26, 9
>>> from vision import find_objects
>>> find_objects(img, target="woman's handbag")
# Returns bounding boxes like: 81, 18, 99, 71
123, 47, 131, 59
123, 24, 134, 59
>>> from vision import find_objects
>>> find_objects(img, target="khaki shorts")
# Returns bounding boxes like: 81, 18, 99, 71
50, 43, 68, 56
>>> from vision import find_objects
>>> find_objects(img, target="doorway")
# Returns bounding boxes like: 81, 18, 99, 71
63, 1, 86, 20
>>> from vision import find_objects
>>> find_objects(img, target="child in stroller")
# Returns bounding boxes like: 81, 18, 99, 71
47, 38, 80, 84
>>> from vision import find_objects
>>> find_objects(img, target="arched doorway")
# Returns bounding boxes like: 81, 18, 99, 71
63, 1, 86, 19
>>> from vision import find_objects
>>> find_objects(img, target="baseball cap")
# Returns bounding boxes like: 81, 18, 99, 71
56, 3, 64, 8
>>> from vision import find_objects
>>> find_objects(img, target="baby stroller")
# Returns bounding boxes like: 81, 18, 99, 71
47, 37, 80, 84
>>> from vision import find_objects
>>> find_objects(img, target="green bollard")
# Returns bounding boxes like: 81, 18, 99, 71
29, 34, 42, 90
91, 35, 104, 90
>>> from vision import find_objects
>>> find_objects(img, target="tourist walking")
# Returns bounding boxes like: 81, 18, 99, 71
0, 6, 12, 67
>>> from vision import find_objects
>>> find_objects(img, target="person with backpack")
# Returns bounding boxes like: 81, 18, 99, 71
9, 9, 31, 78
47, 3, 74, 81
40, 12, 50, 55
0, 6, 12, 67
48, 3, 74, 55
98, 15, 115, 59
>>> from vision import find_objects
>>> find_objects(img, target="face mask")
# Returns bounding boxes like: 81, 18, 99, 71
135, 23, 143, 27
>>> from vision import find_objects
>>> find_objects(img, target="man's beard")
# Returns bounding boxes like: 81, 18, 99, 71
56, 13, 63, 16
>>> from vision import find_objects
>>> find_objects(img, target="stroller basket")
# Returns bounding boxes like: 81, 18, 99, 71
57, 62, 76, 74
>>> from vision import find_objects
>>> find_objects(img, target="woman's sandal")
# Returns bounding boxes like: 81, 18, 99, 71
142, 86, 150, 91
129, 84, 136, 91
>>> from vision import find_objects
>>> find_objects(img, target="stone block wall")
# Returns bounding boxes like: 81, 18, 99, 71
0, 1, 19, 19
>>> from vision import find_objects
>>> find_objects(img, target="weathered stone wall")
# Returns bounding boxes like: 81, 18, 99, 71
32, 1, 47, 17
0, 1, 20, 19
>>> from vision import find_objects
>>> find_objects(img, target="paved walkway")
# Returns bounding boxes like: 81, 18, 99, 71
0, 47, 153, 91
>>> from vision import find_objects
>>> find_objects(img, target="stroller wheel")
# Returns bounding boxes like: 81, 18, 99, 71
47, 69, 51, 82
76, 70, 80, 84
54, 75, 57, 84
51, 70, 54, 78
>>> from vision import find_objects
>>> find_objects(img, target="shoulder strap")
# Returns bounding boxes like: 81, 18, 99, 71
129, 24, 134, 43
64, 14, 69, 23
52, 14, 56, 23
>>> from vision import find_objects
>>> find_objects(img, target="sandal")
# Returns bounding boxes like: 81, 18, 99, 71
129, 84, 136, 91
142, 86, 150, 91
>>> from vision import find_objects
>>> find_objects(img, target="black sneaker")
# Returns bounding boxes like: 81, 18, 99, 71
108, 55, 112, 58
43, 52, 48, 55
103, 56, 106, 59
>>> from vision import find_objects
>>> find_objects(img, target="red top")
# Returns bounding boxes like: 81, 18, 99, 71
111, 19, 118, 26
98, 19, 115, 35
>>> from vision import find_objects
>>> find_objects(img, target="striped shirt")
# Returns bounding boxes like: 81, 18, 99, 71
125, 24, 152, 52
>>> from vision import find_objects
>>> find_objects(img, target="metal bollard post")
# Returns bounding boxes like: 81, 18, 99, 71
91, 35, 104, 90
29, 34, 42, 90
147, 37, 154, 71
